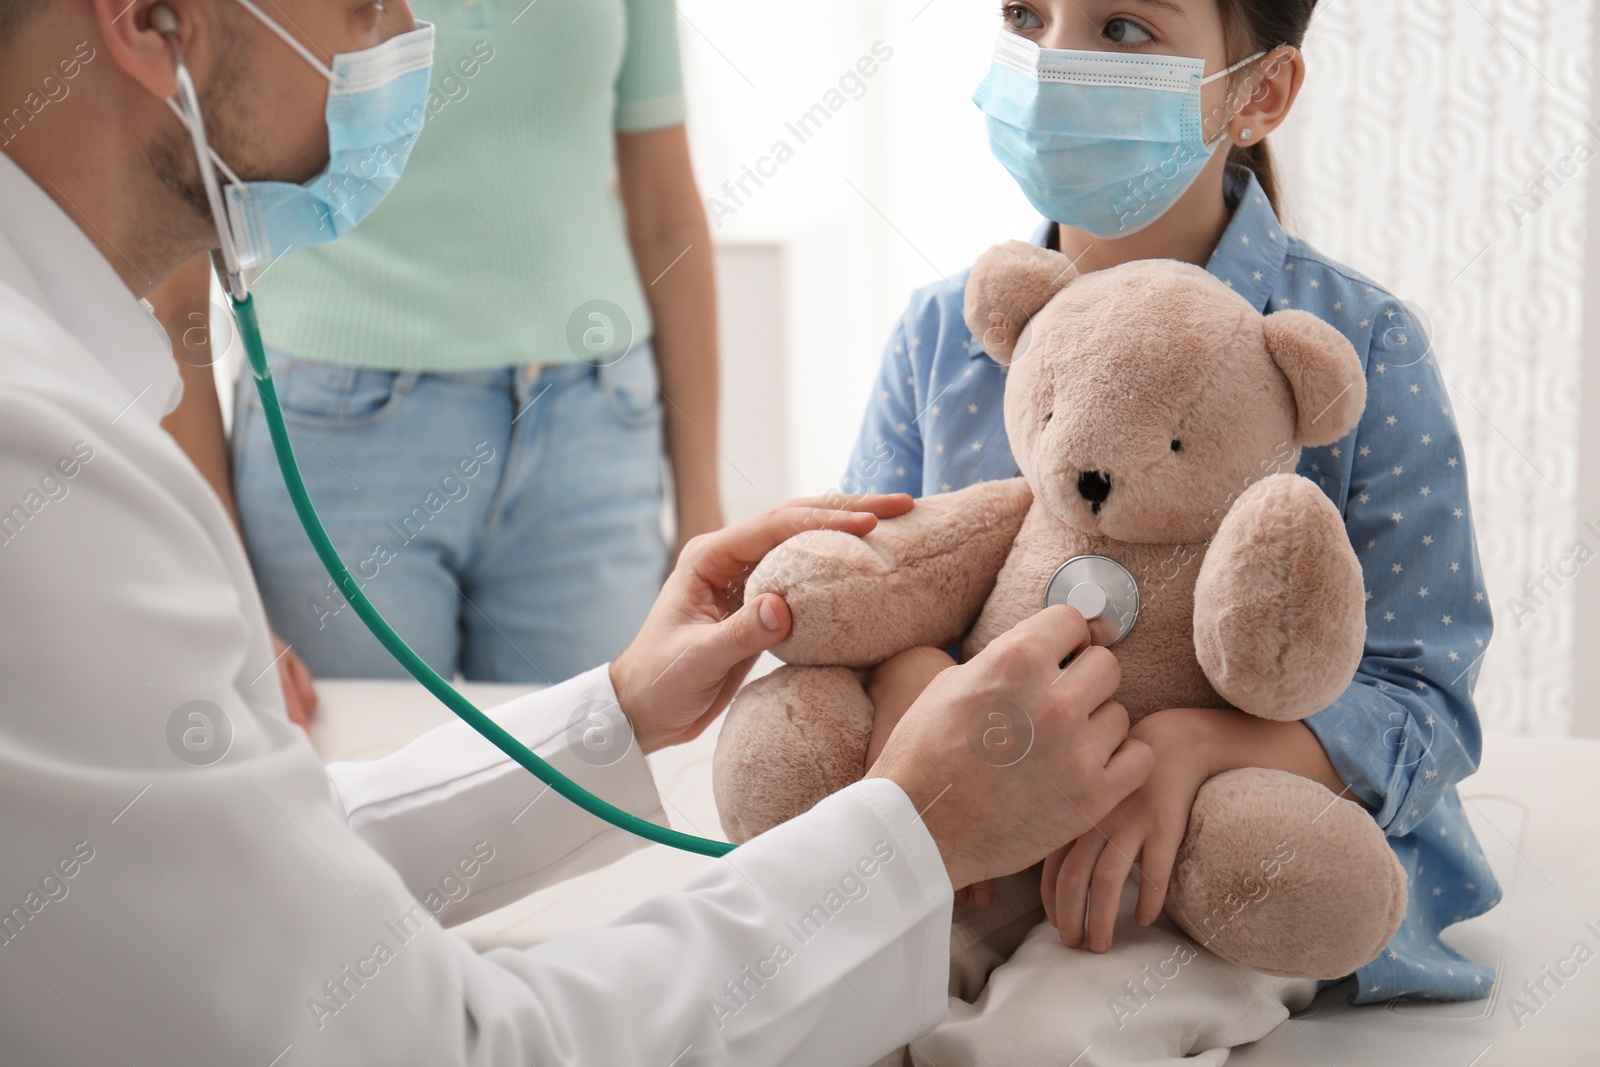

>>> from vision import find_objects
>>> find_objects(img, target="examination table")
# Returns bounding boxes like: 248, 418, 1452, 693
311, 665, 1600, 1065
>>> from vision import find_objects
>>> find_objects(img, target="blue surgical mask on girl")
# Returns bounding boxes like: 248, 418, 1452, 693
166, 0, 435, 273
974, 32, 1264, 238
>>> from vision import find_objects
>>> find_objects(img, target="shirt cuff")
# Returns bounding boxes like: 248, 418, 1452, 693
1303, 680, 1406, 831
616, 93, 687, 132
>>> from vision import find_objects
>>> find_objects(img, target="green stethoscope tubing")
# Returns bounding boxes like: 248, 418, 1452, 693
232, 293, 736, 859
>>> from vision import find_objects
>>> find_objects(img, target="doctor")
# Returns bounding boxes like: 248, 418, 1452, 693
0, 1, 1153, 1064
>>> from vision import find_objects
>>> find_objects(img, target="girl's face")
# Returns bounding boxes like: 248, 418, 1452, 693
998, 1, 1248, 142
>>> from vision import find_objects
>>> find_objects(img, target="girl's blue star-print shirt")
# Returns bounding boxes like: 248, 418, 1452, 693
844, 167, 1502, 1004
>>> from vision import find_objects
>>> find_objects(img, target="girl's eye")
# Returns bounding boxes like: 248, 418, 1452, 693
1002, 4, 1043, 32
1104, 17, 1154, 45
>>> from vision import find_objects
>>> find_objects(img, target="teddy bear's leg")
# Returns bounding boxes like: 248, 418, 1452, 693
1165, 768, 1407, 980
712, 665, 877, 844
1193, 473, 1367, 721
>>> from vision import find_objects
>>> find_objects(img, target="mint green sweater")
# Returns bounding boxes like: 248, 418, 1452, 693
254, 0, 685, 371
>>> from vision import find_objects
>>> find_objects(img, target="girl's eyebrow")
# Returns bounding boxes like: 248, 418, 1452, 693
1125, 0, 1190, 19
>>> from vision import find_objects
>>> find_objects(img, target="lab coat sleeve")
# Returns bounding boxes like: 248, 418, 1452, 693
0, 354, 954, 1067
323, 666, 670, 925
457, 777, 954, 1066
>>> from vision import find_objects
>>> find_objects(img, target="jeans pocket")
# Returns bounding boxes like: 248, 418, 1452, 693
267, 355, 417, 429
597, 342, 663, 428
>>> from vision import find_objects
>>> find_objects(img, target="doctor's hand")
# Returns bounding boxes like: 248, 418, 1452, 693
866, 606, 1154, 895
611, 493, 915, 756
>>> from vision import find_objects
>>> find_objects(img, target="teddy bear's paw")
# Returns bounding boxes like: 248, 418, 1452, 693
751, 479, 1034, 669
1194, 473, 1367, 721
1166, 767, 1407, 980
711, 665, 876, 844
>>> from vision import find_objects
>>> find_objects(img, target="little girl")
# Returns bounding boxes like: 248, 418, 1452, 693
846, 1, 1501, 1062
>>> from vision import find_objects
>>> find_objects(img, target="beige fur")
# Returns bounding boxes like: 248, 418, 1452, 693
714, 245, 1405, 982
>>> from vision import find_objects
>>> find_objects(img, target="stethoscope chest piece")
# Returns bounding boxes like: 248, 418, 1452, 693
1044, 554, 1141, 647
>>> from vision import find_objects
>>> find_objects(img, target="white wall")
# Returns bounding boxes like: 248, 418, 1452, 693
679, 0, 1038, 500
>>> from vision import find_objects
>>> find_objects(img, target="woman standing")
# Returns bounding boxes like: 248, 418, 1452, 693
156, 0, 722, 686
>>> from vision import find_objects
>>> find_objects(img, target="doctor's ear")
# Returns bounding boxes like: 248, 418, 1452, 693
962, 241, 1079, 365
93, 0, 206, 99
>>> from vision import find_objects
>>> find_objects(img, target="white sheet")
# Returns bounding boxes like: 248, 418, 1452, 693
311, 668, 1600, 1064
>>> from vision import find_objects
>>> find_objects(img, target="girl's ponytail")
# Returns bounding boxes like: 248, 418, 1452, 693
1227, 141, 1281, 213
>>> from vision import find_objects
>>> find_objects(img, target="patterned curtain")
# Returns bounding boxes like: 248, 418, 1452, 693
1274, 0, 1590, 735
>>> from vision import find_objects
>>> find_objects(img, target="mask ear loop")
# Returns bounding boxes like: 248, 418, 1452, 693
1199, 48, 1269, 153
150, 3, 248, 300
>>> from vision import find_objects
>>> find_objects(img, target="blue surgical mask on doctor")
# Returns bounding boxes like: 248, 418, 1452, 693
168, 0, 435, 272
974, 32, 1263, 238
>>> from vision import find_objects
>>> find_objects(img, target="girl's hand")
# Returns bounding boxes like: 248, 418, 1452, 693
954, 880, 997, 907
1041, 708, 1211, 952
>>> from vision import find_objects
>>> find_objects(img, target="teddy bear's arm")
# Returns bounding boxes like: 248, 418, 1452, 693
747, 478, 1034, 668
1192, 473, 1366, 721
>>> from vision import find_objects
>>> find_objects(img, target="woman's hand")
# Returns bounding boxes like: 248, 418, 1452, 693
610, 493, 914, 755
273, 633, 318, 732
1041, 707, 1212, 952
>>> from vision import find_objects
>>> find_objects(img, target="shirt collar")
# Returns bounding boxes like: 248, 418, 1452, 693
1202, 165, 1290, 313
0, 152, 180, 422
970, 166, 1289, 359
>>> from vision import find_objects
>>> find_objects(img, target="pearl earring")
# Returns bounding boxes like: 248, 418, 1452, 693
1240, 128, 1254, 143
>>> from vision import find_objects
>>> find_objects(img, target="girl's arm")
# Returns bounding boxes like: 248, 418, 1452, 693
616, 124, 723, 558
1296, 300, 1492, 836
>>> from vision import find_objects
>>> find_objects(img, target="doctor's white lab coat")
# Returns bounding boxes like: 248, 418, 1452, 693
0, 153, 952, 1066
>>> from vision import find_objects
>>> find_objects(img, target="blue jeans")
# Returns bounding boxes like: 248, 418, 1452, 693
231, 344, 669, 684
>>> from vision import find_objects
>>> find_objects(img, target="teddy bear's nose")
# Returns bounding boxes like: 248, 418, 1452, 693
1077, 470, 1112, 512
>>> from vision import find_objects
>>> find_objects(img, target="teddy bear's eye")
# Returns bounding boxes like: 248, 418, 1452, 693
1170, 439, 1182, 452
1043, 412, 1053, 425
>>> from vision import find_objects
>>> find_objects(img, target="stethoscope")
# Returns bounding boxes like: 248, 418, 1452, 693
154, 5, 1144, 859
153, 4, 735, 859
1043, 555, 1142, 647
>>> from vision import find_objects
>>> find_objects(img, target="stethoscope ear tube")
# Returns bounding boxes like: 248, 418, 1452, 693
232, 290, 735, 858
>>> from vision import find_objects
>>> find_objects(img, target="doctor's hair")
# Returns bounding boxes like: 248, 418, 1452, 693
1217, 0, 1319, 213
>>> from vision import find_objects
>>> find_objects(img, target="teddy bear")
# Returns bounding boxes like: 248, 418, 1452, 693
711, 241, 1410, 982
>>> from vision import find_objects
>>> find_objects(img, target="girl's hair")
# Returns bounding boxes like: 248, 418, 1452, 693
1217, 0, 1319, 212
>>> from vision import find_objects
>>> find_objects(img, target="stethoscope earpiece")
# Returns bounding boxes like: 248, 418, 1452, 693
148, 2, 178, 36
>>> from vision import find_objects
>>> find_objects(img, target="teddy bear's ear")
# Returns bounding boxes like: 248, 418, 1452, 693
962, 241, 1079, 365
1262, 310, 1368, 447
